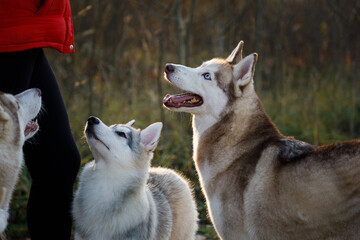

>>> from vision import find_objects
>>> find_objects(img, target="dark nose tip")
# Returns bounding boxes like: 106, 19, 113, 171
165, 64, 175, 74
35, 88, 42, 96
88, 116, 100, 125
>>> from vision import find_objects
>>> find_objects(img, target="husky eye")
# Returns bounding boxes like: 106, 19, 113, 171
202, 73, 211, 80
116, 131, 127, 139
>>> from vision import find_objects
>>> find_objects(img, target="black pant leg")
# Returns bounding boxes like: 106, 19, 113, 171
0, 49, 36, 92
24, 49, 80, 240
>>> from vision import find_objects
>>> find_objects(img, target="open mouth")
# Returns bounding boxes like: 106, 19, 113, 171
163, 92, 203, 108
24, 119, 39, 137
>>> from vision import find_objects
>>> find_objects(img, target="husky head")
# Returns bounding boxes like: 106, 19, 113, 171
163, 41, 257, 119
0, 88, 42, 147
85, 117, 163, 170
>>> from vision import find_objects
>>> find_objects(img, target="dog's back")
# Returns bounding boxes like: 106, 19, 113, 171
148, 167, 198, 240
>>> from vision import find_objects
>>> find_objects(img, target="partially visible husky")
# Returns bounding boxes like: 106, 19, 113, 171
72, 117, 198, 240
0, 88, 42, 233
163, 41, 360, 239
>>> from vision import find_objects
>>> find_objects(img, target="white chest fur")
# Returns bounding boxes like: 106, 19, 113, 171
73, 161, 151, 238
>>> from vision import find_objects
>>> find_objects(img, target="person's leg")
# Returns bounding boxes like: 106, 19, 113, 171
24, 49, 80, 239
0, 49, 37, 92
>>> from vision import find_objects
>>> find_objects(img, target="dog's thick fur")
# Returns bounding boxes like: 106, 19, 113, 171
0, 89, 42, 233
72, 117, 198, 240
163, 41, 360, 240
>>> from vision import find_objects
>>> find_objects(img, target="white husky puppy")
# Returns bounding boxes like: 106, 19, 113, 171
0, 88, 42, 233
72, 117, 198, 240
163, 41, 360, 240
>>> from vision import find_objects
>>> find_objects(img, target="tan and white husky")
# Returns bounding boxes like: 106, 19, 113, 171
163, 41, 360, 240
0, 88, 42, 233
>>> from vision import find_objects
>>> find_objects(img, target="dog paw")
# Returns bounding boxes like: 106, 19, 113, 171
0, 209, 9, 233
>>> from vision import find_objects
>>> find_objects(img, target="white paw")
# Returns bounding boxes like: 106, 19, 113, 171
0, 209, 9, 233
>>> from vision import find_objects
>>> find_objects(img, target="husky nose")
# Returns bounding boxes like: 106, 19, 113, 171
165, 64, 175, 74
88, 116, 100, 125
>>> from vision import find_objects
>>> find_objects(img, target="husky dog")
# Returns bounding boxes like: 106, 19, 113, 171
72, 117, 198, 240
163, 41, 360, 240
0, 88, 42, 233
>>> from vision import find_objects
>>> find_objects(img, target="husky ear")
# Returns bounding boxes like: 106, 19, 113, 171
226, 41, 244, 65
0, 105, 9, 122
126, 120, 135, 126
140, 122, 163, 152
232, 53, 258, 97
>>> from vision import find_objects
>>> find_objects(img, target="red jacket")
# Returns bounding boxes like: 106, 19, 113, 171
0, 0, 75, 53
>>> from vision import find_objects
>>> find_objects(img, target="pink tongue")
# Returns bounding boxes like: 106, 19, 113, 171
25, 122, 38, 136
173, 94, 193, 102
164, 93, 196, 103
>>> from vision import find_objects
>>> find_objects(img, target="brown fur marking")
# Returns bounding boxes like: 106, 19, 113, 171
215, 69, 237, 104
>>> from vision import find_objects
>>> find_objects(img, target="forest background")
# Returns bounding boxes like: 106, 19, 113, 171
7, 0, 360, 239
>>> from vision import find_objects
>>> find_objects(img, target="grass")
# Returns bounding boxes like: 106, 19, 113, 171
5, 66, 359, 239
